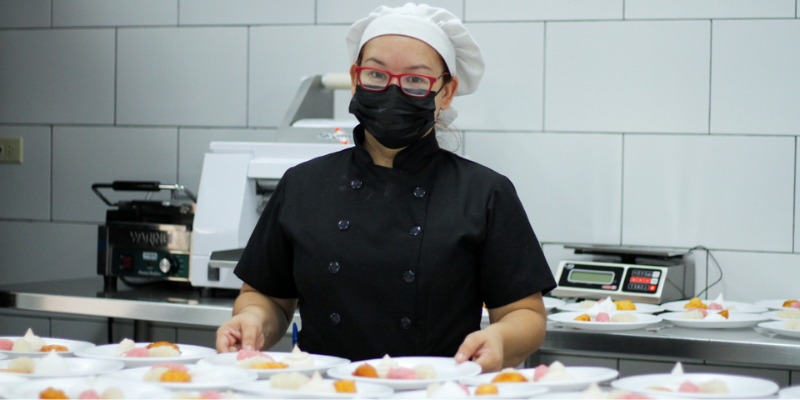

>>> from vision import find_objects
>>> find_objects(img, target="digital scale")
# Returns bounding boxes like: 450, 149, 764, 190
550, 245, 694, 304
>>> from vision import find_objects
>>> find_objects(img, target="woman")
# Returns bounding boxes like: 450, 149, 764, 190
216, 3, 556, 372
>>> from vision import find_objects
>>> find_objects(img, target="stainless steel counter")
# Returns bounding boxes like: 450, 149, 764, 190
1, 278, 799, 369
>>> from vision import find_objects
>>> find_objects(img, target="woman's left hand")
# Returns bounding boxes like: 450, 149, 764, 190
454, 326, 504, 373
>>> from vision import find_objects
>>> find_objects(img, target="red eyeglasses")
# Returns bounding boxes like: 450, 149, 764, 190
355, 66, 448, 97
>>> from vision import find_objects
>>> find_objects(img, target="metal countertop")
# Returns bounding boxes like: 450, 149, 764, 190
1, 278, 799, 369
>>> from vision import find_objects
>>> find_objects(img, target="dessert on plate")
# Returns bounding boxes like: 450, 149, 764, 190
425, 381, 499, 397
579, 297, 636, 311
235, 345, 313, 369
114, 339, 181, 358
490, 361, 573, 383
143, 363, 192, 382
646, 362, 729, 394
269, 370, 358, 393
38, 386, 123, 399
0, 329, 69, 353
681, 309, 729, 320
685, 294, 736, 311
2, 351, 70, 375
351, 354, 437, 380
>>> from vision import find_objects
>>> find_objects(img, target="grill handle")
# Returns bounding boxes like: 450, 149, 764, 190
92, 181, 197, 206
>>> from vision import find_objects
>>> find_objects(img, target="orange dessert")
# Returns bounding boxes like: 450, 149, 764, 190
147, 341, 180, 350
573, 314, 591, 321
614, 300, 636, 311
684, 297, 707, 309
0, 369, 27, 374
491, 371, 528, 383
39, 388, 69, 399
252, 362, 289, 369
353, 363, 379, 378
160, 369, 191, 382
40, 345, 69, 352
475, 383, 499, 395
718, 310, 729, 319
783, 300, 799, 307
334, 379, 357, 393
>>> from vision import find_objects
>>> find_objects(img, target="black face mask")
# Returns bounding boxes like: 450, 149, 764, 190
349, 85, 438, 149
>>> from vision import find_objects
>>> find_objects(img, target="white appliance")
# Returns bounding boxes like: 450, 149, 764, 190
190, 74, 354, 289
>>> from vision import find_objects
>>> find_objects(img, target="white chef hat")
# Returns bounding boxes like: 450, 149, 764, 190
346, 3, 485, 97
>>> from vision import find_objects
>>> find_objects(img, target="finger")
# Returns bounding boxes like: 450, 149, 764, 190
240, 319, 261, 351
215, 328, 237, 353
454, 332, 482, 363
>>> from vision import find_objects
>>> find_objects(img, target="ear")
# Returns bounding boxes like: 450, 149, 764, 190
439, 77, 459, 110
349, 64, 358, 95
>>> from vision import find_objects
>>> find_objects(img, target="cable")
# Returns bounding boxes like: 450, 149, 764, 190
686, 245, 724, 299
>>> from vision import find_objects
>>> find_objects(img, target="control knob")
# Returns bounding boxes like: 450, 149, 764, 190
159, 256, 179, 275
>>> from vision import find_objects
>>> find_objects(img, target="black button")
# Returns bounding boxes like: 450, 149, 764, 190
409, 226, 422, 236
350, 179, 363, 189
338, 220, 350, 230
413, 187, 426, 198
400, 317, 411, 329
328, 261, 340, 274
403, 270, 416, 283
330, 313, 341, 325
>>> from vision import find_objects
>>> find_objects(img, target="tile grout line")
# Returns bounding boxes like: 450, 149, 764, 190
707, 20, 713, 134
246, 27, 250, 127
114, 28, 118, 126
794, 137, 797, 253
541, 22, 547, 132
49, 0, 53, 27
619, 134, 625, 245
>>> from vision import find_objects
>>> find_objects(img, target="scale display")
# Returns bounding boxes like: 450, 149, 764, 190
551, 260, 680, 303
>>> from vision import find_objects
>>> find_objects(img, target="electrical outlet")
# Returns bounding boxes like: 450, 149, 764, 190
0, 137, 23, 164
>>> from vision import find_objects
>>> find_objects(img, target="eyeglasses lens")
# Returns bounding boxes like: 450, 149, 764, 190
359, 68, 433, 97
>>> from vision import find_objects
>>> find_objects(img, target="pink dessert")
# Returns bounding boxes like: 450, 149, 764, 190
236, 349, 273, 361
533, 364, 549, 382
200, 391, 223, 399
679, 381, 700, 393
152, 362, 189, 372
386, 367, 418, 379
124, 347, 151, 357
689, 308, 708, 317
0, 339, 13, 351
791, 302, 800, 309
708, 303, 723, 310
596, 312, 611, 322
78, 390, 100, 399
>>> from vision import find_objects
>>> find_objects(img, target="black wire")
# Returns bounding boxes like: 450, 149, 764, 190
687, 245, 724, 299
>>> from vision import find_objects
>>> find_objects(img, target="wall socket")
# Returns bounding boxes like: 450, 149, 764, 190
0, 137, 23, 164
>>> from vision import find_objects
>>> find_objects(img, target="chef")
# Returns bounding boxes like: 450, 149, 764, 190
216, 3, 556, 372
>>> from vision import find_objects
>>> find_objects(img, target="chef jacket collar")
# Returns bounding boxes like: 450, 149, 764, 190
353, 124, 440, 174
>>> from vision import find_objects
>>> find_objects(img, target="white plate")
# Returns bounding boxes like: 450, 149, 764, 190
761, 310, 800, 321
327, 356, 482, 391
758, 320, 800, 338
7, 377, 172, 399
547, 312, 662, 331
203, 351, 350, 378
661, 312, 769, 328
611, 372, 779, 398
237, 378, 394, 399
544, 297, 567, 311
391, 383, 549, 399
75, 342, 217, 368
0, 357, 124, 378
779, 384, 800, 398
103, 364, 257, 390
661, 300, 767, 313
459, 366, 618, 392
557, 302, 665, 314
0, 374, 29, 398
755, 299, 800, 311
0, 336, 96, 358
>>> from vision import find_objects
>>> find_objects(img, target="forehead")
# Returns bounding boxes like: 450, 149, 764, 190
361, 35, 443, 69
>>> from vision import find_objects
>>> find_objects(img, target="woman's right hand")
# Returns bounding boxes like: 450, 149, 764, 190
215, 311, 266, 353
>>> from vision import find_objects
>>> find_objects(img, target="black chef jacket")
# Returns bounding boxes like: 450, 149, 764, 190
235, 125, 556, 362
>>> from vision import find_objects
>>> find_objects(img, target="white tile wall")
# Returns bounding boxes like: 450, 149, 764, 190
0, 126, 51, 221
249, 25, 351, 128
0, 29, 115, 124
544, 21, 710, 134
116, 27, 248, 127
625, 0, 796, 20
455, 23, 544, 131
464, 0, 622, 22
704, 251, 800, 303
52, 126, 178, 223
623, 135, 795, 252
317, 0, 464, 23
0, 0, 50, 28
710, 20, 800, 135
179, 0, 313, 25
466, 132, 623, 244
52, 0, 178, 27
178, 128, 276, 196
0, 221, 97, 285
